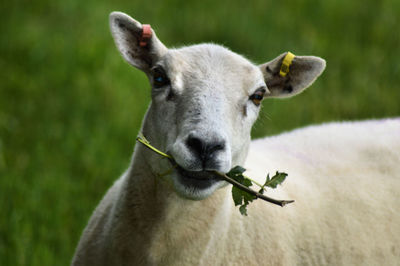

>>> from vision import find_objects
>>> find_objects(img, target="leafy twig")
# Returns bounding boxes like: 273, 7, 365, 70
214, 167, 294, 215
136, 134, 294, 216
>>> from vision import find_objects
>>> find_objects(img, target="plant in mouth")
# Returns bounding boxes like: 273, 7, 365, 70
137, 133, 294, 215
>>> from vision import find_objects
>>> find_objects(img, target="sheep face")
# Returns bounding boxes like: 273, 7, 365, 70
109, 12, 325, 200
148, 45, 266, 199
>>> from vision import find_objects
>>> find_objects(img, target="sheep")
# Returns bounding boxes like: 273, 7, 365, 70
71, 11, 400, 266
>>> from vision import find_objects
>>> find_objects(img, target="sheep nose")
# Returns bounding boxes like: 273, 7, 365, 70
186, 133, 226, 167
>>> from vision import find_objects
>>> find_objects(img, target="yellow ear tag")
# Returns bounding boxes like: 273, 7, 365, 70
279, 52, 295, 77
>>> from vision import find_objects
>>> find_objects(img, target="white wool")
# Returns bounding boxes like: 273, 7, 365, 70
71, 11, 400, 266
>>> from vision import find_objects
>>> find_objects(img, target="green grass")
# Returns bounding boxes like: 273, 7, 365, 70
0, 0, 399, 264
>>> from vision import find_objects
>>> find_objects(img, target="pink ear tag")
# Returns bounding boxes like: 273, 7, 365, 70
139, 24, 152, 47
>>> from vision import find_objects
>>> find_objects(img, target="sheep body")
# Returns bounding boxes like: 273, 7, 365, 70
72, 12, 399, 265
72, 118, 400, 266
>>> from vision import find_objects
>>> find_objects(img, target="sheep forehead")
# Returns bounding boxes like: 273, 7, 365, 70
162, 44, 264, 96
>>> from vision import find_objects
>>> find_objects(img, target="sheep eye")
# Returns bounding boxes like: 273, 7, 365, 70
249, 87, 266, 106
152, 67, 170, 88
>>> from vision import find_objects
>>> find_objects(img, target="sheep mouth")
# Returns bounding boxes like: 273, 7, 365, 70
175, 165, 222, 189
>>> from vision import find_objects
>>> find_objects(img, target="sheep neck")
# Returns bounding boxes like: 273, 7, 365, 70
115, 137, 233, 263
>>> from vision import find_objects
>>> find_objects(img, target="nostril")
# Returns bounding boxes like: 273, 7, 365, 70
208, 143, 225, 154
186, 134, 205, 157
186, 133, 225, 163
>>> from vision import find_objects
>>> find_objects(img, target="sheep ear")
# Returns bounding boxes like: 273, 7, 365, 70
109, 12, 168, 73
259, 52, 326, 98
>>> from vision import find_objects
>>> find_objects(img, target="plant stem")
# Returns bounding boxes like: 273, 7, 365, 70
136, 133, 294, 207
136, 134, 172, 159
214, 172, 294, 207
243, 174, 264, 188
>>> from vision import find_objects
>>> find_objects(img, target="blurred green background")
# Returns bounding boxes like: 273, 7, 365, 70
0, 0, 399, 264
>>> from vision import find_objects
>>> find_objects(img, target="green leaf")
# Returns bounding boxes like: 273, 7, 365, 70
239, 205, 248, 216
227, 166, 289, 216
242, 178, 252, 187
226, 165, 246, 178
232, 186, 244, 206
232, 186, 256, 205
242, 190, 256, 203
263, 171, 288, 189
231, 174, 244, 183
